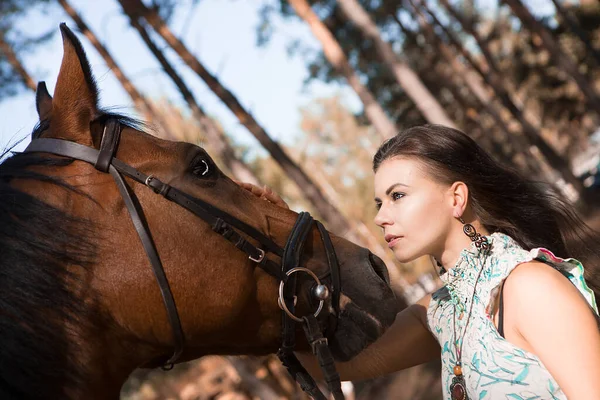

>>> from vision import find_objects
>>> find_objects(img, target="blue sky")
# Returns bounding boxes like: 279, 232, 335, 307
0, 0, 360, 154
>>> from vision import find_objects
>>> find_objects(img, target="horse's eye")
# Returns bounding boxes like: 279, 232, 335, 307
192, 159, 210, 177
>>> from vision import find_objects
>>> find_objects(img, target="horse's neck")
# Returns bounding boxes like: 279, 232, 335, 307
65, 351, 143, 399
65, 322, 156, 399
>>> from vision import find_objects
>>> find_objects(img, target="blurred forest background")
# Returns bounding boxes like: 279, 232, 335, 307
2, 0, 600, 398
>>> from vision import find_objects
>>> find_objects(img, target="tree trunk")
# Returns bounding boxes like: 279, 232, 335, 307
123, 14, 259, 185
437, 0, 502, 76
549, 0, 600, 66
406, 7, 548, 179
0, 31, 36, 91
402, 6, 530, 162
436, 0, 576, 130
418, 2, 491, 95
336, 0, 457, 128
286, 0, 398, 139
58, 0, 175, 140
502, 0, 600, 113
417, 0, 587, 199
117, 0, 356, 236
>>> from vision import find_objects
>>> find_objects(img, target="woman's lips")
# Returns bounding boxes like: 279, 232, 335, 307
387, 237, 402, 248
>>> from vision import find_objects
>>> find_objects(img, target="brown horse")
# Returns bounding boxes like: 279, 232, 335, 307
0, 24, 397, 399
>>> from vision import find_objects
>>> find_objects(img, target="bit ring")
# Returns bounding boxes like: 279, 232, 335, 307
278, 267, 324, 322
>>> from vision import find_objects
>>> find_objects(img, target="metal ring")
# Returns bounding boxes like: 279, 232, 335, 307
145, 174, 154, 186
278, 267, 324, 323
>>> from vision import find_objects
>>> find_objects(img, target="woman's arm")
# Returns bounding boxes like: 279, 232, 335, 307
505, 261, 600, 399
297, 294, 440, 381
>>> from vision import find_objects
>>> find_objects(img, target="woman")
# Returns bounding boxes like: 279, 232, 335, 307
240, 124, 600, 399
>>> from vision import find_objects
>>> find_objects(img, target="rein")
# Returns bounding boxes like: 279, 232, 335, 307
24, 119, 345, 400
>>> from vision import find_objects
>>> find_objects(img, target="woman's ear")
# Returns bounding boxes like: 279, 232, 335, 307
449, 181, 469, 218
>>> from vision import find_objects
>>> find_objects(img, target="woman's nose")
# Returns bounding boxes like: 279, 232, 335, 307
374, 206, 392, 227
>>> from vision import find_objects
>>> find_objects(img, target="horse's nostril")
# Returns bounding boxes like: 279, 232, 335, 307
368, 252, 390, 285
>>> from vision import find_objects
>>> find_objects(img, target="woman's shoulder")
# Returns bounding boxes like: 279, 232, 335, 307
504, 259, 573, 295
502, 258, 599, 346
493, 234, 598, 314
524, 248, 598, 313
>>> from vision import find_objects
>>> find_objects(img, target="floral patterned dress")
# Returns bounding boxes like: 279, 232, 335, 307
427, 232, 598, 400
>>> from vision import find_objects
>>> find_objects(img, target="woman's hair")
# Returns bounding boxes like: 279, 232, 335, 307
373, 125, 600, 272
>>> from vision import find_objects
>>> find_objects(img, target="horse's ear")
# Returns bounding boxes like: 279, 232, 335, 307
36, 81, 53, 121
51, 23, 99, 144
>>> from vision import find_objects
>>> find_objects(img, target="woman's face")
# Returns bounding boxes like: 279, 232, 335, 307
374, 157, 455, 263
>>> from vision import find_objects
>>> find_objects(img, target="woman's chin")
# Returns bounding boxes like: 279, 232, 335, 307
391, 250, 412, 264
392, 250, 422, 264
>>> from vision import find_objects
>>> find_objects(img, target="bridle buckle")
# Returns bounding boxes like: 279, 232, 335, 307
249, 248, 265, 263
310, 337, 328, 353
144, 174, 161, 194
144, 174, 154, 187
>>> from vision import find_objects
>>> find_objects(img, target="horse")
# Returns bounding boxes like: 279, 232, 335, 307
0, 24, 397, 399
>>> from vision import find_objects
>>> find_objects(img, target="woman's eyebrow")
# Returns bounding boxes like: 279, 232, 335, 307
374, 182, 409, 202
385, 182, 409, 196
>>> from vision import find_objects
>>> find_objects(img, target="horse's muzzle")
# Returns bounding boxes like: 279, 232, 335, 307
368, 252, 391, 286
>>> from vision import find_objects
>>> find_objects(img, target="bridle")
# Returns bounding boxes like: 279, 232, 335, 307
25, 119, 346, 400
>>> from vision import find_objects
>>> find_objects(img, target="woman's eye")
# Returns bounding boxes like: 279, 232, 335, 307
375, 202, 382, 211
391, 192, 404, 201
192, 159, 210, 177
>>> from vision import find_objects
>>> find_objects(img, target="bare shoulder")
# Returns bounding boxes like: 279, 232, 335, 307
503, 260, 595, 327
504, 260, 578, 300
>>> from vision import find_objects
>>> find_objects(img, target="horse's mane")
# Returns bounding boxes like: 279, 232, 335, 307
0, 113, 144, 399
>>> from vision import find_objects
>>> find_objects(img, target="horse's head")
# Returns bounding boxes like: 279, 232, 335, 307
4, 24, 397, 398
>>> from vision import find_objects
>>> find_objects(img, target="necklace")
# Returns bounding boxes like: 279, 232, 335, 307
449, 238, 490, 400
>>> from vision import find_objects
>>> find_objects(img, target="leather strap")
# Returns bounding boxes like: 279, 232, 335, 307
303, 315, 344, 400
109, 166, 184, 366
277, 213, 346, 400
26, 138, 284, 258
281, 212, 314, 351
276, 350, 327, 400
95, 119, 121, 172
316, 221, 341, 320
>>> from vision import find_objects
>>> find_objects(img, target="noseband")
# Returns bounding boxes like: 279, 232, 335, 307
25, 119, 345, 400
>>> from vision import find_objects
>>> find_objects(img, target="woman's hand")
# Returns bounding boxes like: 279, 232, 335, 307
235, 181, 290, 210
